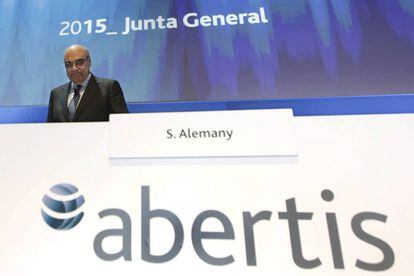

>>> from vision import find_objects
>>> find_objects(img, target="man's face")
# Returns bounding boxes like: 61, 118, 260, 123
64, 48, 91, 84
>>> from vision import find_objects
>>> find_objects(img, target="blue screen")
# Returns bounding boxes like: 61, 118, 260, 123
1, 0, 414, 106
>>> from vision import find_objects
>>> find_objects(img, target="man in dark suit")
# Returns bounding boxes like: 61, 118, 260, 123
47, 44, 128, 122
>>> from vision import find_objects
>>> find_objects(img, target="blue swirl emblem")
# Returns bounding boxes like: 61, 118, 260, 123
41, 183, 85, 230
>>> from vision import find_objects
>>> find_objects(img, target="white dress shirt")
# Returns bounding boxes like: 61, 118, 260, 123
67, 73, 92, 108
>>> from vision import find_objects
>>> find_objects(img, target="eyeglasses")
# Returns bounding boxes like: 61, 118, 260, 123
64, 56, 90, 68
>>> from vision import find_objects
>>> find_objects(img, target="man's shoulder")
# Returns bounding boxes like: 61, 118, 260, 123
93, 76, 118, 85
51, 82, 70, 93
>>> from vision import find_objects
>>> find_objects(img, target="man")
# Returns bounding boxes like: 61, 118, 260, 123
47, 45, 128, 122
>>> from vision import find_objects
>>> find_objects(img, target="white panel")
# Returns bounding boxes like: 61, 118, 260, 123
0, 113, 413, 276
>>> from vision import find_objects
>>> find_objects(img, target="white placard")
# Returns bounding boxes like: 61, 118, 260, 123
109, 109, 298, 159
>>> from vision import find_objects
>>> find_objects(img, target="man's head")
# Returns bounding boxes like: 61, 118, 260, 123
64, 45, 91, 84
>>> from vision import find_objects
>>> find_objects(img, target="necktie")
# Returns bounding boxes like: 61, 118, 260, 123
69, 84, 82, 121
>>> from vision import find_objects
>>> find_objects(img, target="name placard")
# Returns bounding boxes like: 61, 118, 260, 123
109, 109, 298, 159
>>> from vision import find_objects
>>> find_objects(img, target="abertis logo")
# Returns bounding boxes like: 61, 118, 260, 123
38, 184, 395, 272
41, 183, 85, 230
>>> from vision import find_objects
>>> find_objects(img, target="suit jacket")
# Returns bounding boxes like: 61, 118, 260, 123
47, 75, 129, 122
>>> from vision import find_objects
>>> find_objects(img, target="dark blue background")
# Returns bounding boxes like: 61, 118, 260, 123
1, 0, 414, 122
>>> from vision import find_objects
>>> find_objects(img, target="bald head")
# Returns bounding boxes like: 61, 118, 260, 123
64, 44, 90, 59
63, 44, 91, 84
